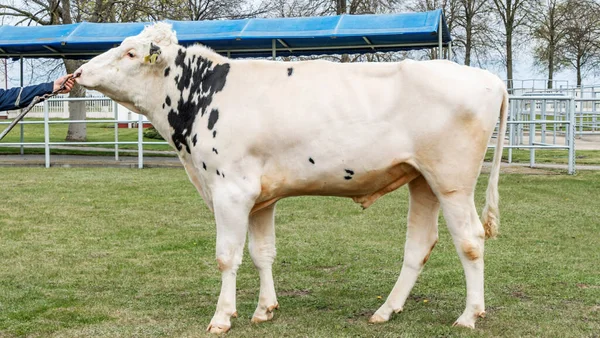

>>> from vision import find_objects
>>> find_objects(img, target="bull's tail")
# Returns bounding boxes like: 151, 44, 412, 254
482, 90, 508, 239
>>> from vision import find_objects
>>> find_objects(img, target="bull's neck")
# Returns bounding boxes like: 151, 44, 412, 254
142, 47, 231, 155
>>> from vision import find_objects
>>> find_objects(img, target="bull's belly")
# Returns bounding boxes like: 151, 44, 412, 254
252, 161, 421, 214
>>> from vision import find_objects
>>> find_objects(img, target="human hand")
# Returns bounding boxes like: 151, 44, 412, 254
53, 74, 76, 93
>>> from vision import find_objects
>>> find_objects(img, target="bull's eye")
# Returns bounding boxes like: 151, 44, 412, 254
126, 51, 135, 58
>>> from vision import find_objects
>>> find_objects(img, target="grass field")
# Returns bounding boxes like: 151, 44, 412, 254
0, 168, 599, 337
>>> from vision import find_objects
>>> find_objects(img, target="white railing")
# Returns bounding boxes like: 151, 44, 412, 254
0, 97, 170, 168
504, 95, 576, 174
574, 98, 600, 135
507, 79, 571, 95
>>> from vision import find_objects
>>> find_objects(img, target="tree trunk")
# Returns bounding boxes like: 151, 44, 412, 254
506, 31, 513, 93
547, 49, 554, 89
337, 0, 346, 14
576, 57, 582, 86
63, 60, 87, 142
465, 19, 472, 66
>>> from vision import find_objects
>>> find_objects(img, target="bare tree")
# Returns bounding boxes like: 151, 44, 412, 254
267, 0, 330, 17
0, 0, 87, 140
454, 0, 492, 66
405, 0, 459, 60
147, 0, 270, 21
562, 0, 600, 87
489, 0, 540, 92
532, 0, 569, 89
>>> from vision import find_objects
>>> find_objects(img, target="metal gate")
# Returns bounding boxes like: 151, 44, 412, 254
505, 95, 575, 174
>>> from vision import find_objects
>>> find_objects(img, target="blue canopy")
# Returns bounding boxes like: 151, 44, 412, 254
0, 9, 451, 59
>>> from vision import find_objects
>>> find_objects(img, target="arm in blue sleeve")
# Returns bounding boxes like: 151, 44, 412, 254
0, 82, 54, 111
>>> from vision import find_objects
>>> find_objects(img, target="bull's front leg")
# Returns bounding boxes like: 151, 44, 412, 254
206, 186, 256, 334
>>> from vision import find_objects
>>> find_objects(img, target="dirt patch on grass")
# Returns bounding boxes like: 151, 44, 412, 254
279, 289, 311, 297
576, 283, 600, 289
318, 264, 347, 273
346, 309, 373, 324
510, 291, 531, 301
408, 294, 434, 303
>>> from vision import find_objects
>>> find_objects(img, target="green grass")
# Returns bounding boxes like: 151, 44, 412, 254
485, 148, 600, 166
1, 168, 599, 337
0, 118, 171, 155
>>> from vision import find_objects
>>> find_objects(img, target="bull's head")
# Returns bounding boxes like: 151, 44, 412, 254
75, 22, 178, 114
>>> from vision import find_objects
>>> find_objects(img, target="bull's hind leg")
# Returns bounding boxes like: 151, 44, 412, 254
439, 193, 486, 328
207, 187, 256, 334
248, 204, 279, 323
370, 175, 440, 323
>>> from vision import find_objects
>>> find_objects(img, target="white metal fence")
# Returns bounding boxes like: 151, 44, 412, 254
505, 95, 576, 174
0, 97, 169, 168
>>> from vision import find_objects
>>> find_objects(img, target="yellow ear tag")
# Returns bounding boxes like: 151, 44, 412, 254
144, 54, 159, 64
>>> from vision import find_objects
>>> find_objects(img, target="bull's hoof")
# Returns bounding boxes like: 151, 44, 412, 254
251, 303, 279, 323
368, 314, 388, 324
206, 323, 230, 334
452, 310, 485, 329
452, 320, 475, 329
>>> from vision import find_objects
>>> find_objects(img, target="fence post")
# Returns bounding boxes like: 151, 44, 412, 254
138, 114, 143, 169
508, 98, 514, 163
568, 98, 576, 174
44, 100, 50, 168
541, 97, 546, 144
529, 99, 535, 168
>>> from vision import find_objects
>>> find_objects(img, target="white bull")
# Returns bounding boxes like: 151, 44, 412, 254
75, 23, 508, 333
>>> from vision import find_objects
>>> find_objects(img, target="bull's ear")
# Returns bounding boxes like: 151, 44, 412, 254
144, 43, 162, 64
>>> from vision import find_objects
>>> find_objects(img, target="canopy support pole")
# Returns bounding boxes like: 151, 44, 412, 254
272, 39, 276, 60
20, 56, 24, 155
438, 14, 443, 59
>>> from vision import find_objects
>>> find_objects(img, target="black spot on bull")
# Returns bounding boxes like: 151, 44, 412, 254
164, 67, 170, 77
287, 67, 293, 76
167, 48, 230, 153
165, 96, 171, 106
207, 109, 219, 130
309, 157, 315, 164
344, 169, 355, 180
192, 134, 197, 146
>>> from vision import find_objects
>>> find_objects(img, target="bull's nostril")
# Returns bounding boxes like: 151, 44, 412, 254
74, 69, 83, 78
